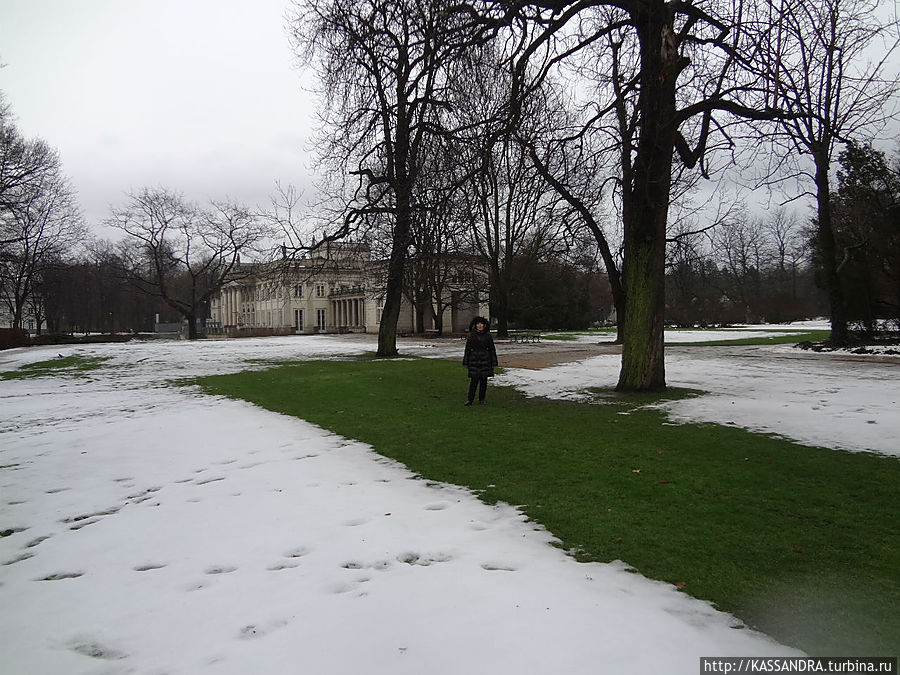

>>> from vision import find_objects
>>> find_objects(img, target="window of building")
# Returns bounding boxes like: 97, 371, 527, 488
316, 284, 326, 298
294, 284, 303, 298
316, 308, 326, 330
294, 309, 303, 330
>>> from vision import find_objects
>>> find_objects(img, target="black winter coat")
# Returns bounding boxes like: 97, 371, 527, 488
462, 319, 498, 379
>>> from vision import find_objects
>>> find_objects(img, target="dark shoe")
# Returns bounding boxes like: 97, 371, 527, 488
464, 400, 473, 406
478, 400, 486, 405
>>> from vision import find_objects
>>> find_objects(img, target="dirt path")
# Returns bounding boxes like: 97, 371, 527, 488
485, 340, 621, 370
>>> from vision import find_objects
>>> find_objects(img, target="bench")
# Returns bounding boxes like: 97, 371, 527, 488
510, 332, 541, 343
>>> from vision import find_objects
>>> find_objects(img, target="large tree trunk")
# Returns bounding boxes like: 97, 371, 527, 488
414, 290, 427, 333
377, 183, 412, 357
616, 4, 678, 392
813, 151, 849, 346
491, 263, 509, 338
186, 311, 198, 340
610, 275, 626, 345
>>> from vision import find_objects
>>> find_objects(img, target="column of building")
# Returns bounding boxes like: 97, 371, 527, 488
326, 297, 367, 330
222, 287, 232, 328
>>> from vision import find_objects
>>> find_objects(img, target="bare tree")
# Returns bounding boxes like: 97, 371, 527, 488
288, 0, 485, 356
709, 206, 767, 320
762, 208, 808, 311
1, 97, 70, 248
475, 0, 787, 390
402, 133, 475, 335
0, 145, 84, 330
457, 130, 559, 337
521, 74, 628, 342
109, 188, 268, 339
753, 0, 900, 345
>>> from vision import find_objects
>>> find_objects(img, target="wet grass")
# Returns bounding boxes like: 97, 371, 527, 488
668, 329, 831, 346
1, 355, 110, 380
186, 357, 899, 656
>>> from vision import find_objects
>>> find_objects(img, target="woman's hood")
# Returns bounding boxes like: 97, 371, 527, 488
468, 316, 490, 332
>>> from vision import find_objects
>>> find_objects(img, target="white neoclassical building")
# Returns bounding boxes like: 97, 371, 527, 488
209, 242, 489, 336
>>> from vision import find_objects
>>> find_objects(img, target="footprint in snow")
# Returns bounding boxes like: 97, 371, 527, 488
284, 546, 312, 559
481, 562, 518, 572
397, 552, 452, 566
3, 552, 34, 566
68, 638, 127, 661
238, 618, 290, 639
329, 576, 371, 596
37, 571, 84, 581
267, 562, 299, 571
342, 517, 369, 527
68, 518, 102, 531
340, 559, 391, 571
0, 526, 28, 536
194, 477, 225, 486
26, 535, 52, 548
205, 565, 237, 575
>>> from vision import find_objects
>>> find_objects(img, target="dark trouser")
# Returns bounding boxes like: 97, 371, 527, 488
467, 376, 488, 403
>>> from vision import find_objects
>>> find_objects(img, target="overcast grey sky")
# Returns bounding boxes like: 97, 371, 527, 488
1, 0, 316, 237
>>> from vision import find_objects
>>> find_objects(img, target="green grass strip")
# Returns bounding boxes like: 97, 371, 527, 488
187, 357, 899, 655
668, 329, 831, 346
1, 355, 110, 380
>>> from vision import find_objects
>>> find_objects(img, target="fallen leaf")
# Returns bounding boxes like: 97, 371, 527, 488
631, 469, 641, 473
675, 581, 686, 589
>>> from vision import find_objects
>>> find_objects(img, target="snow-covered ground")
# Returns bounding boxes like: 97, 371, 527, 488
549, 320, 835, 345
493, 348, 900, 458
2, 329, 895, 674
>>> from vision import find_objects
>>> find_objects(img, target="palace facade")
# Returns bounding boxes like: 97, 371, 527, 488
209, 242, 489, 336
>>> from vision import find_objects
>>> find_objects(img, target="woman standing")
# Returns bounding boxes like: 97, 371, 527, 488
462, 316, 498, 406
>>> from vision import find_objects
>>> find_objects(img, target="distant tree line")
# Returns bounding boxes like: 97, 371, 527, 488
1, 87, 271, 339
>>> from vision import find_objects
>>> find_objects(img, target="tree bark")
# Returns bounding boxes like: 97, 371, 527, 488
616, 4, 679, 392
186, 311, 198, 340
490, 263, 510, 338
377, 183, 412, 357
813, 151, 849, 346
